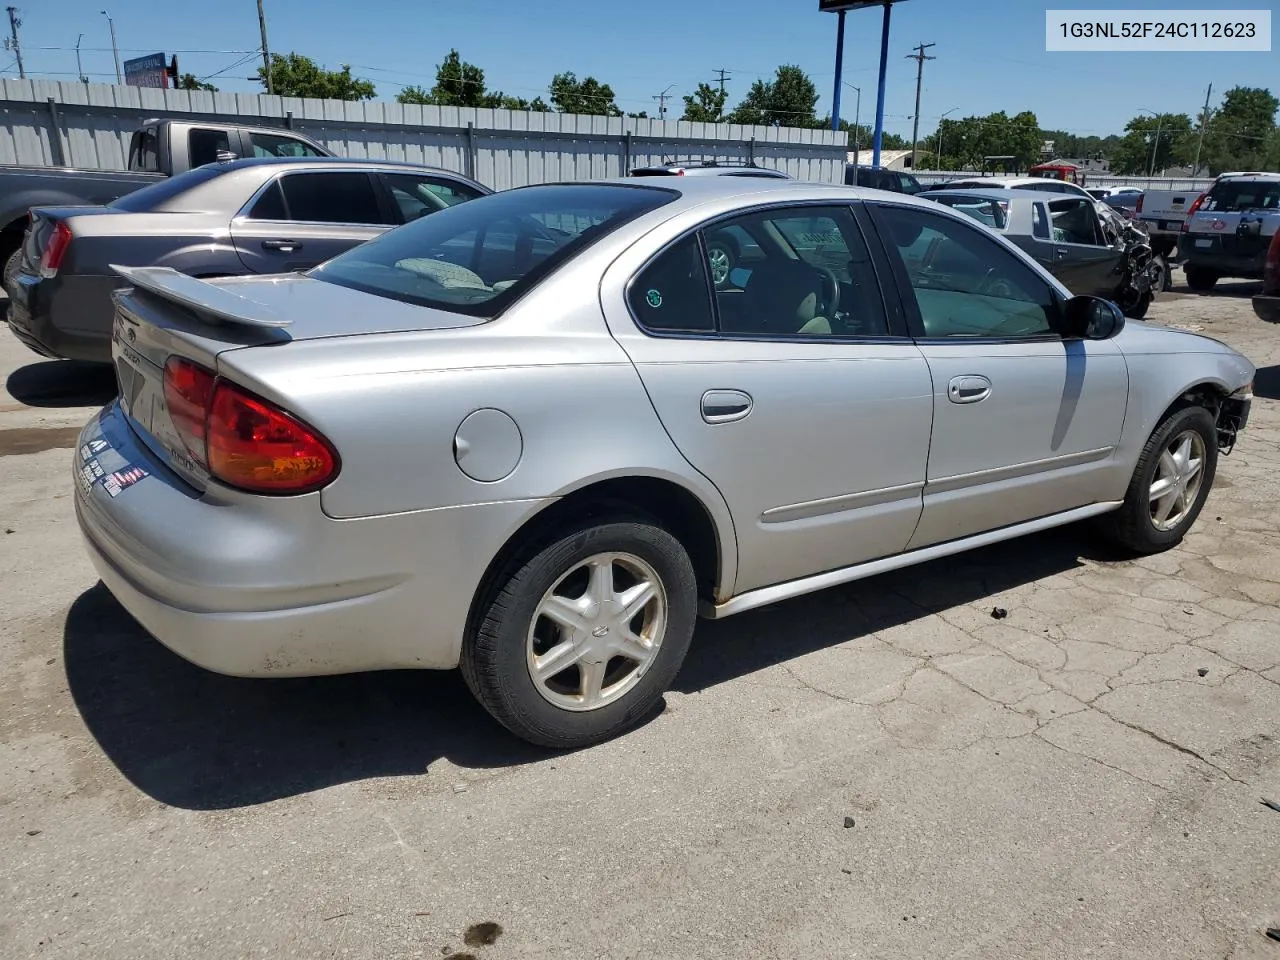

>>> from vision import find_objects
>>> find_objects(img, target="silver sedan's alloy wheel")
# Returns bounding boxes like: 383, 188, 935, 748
527, 552, 667, 712
1148, 429, 1206, 531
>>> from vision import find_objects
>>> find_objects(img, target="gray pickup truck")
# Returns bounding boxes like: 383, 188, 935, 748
0, 118, 332, 279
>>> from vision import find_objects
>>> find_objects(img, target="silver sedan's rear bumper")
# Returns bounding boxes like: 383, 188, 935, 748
74, 401, 550, 677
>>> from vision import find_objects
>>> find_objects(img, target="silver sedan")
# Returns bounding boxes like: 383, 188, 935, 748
6, 156, 489, 363
73, 177, 1255, 748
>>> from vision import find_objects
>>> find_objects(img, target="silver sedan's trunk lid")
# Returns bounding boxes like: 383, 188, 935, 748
109, 267, 485, 491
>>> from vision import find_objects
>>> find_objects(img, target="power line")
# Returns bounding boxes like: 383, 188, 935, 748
29, 45, 258, 53
711, 67, 730, 96
200, 51, 259, 83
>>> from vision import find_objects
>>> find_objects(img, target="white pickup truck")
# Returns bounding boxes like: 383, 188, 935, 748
1180, 172, 1280, 290
1135, 188, 1201, 259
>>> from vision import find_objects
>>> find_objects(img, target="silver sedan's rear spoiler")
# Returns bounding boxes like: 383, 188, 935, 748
109, 265, 294, 329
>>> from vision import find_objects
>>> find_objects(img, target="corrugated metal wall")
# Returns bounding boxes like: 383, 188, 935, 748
0, 79, 847, 188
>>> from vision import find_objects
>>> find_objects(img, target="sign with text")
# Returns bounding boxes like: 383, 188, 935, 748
819, 0, 908, 12
123, 52, 170, 88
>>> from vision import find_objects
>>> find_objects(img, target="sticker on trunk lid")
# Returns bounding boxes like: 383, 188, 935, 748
76, 458, 105, 494
102, 464, 149, 498
79, 439, 108, 463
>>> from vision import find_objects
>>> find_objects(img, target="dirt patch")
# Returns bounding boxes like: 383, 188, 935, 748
0, 426, 81, 457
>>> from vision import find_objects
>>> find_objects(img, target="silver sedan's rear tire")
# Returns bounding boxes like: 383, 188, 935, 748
461, 517, 697, 748
1099, 405, 1218, 554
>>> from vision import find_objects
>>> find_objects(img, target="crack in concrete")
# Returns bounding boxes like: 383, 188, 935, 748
1028, 728, 1173, 794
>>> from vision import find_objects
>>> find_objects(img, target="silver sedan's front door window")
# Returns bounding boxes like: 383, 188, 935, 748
872, 203, 1129, 547
608, 204, 934, 595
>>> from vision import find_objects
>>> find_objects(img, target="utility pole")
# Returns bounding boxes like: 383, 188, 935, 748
75, 33, 87, 82
711, 67, 729, 96
1193, 83, 1212, 176
101, 10, 121, 84
5, 7, 23, 79
257, 0, 273, 94
905, 42, 935, 173
653, 84, 673, 120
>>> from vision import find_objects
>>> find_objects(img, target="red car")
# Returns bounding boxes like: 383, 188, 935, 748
1254, 229, 1280, 323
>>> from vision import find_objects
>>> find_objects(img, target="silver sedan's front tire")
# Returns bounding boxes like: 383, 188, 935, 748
1100, 405, 1218, 554
462, 517, 697, 748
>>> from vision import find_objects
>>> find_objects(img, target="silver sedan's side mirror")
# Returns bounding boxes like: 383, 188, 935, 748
1061, 295, 1125, 340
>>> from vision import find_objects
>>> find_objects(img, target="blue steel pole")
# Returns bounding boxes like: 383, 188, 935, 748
872, 0, 892, 168
831, 9, 846, 132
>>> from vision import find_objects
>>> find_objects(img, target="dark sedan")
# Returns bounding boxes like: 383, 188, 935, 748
5, 156, 490, 363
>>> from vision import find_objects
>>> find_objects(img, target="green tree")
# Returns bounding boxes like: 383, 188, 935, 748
682, 83, 728, 123
396, 84, 432, 105
727, 65, 818, 127
549, 72, 621, 116
491, 94, 550, 112
921, 111, 1042, 171
177, 73, 217, 92
258, 53, 375, 100
1111, 113, 1193, 175
427, 49, 487, 107
1202, 86, 1279, 174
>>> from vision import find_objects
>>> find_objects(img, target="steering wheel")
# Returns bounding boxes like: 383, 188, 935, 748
813, 265, 841, 317
978, 267, 1016, 299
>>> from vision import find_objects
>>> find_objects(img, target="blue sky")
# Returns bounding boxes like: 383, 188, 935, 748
13, 0, 1278, 139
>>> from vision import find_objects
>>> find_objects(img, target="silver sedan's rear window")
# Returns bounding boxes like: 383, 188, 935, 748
310, 183, 676, 317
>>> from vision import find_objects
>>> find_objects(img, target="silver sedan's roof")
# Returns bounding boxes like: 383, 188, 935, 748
921, 187, 1040, 201
211, 155, 476, 175
557, 175, 944, 210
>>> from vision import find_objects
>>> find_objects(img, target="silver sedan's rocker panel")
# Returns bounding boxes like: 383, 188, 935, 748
701, 500, 1122, 619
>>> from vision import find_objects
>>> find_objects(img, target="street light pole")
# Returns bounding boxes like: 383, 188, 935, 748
75, 33, 87, 83
101, 10, 121, 84
849, 84, 862, 170
936, 106, 958, 170
1149, 116, 1163, 177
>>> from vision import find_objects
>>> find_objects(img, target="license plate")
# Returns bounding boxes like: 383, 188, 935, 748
1160, 221, 1176, 231
1195, 238, 1213, 249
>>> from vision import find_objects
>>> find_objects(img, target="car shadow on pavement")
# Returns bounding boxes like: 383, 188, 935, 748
678, 526, 1101, 693
64, 527, 1110, 810
1252, 364, 1280, 401
63, 584, 549, 811
1171, 279, 1262, 299
6, 360, 117, 408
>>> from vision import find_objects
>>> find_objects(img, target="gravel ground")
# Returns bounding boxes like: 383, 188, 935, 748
2, 276, 1278, 959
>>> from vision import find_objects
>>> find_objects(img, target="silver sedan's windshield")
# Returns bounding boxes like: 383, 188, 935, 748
311, 183, 676, 317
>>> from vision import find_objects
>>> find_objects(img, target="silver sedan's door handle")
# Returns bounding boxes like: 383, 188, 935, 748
261, 239, 302, 253
948, 375, 991, 404
701, 389, 753, 424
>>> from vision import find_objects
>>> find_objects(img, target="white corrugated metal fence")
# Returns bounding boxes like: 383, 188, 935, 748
0, 79, 847, 188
